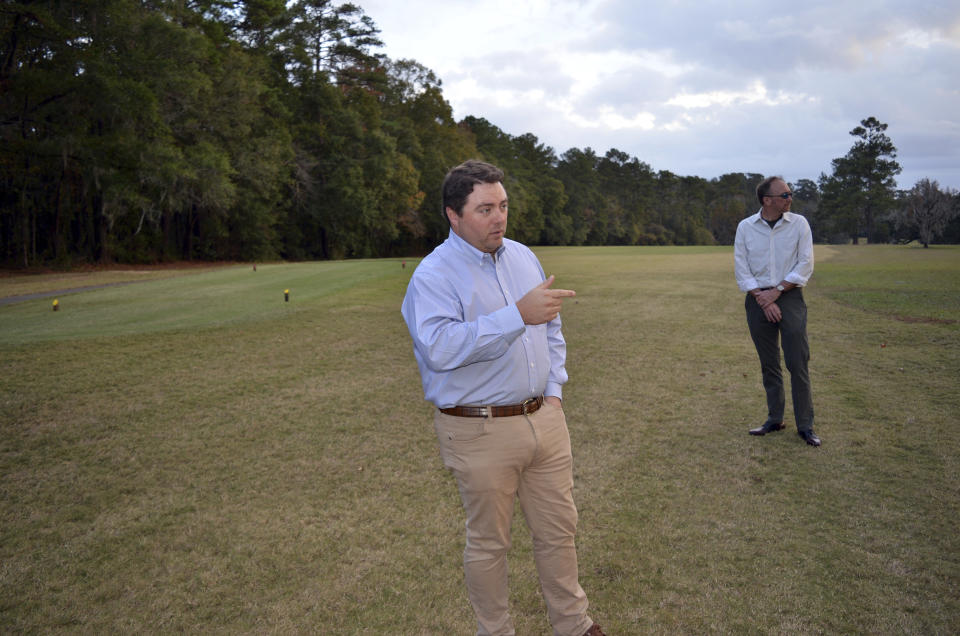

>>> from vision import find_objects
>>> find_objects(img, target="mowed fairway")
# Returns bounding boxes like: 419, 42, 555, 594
1, 246, 958, 634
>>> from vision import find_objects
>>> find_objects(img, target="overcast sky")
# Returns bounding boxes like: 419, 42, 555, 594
357, 0, 959, 191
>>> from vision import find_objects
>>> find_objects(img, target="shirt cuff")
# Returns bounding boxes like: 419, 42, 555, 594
497, 302, 526, 339
545, 382, 563, 400
738, 278, 760, 292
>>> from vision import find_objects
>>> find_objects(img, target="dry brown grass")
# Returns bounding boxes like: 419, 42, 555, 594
1, 247, 958, 634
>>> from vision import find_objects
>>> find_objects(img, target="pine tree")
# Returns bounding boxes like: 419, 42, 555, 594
818, 117, 901, 243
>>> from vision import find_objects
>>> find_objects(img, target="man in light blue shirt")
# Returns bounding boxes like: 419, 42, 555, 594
401, 160, 603, 636
734, 175, 820, 446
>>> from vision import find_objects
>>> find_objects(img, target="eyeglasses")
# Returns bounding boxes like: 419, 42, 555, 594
766, 192, 793, 199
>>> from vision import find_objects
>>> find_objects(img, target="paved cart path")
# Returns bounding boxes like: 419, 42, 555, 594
0, 281, 140, 307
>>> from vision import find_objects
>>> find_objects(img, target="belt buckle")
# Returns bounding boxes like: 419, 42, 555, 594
521, 397, 537, 415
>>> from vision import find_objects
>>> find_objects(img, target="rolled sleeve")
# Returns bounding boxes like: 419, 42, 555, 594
734, 221, 760, 292
784, 218, 814, 287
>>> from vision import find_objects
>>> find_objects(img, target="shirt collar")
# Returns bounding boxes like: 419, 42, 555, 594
447, 228, 507, 263
752, 209, 794, 225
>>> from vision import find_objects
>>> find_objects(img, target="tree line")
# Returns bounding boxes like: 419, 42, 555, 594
3, 2, 958, 267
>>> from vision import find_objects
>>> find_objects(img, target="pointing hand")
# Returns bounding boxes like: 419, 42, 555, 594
516, 275, 576, 325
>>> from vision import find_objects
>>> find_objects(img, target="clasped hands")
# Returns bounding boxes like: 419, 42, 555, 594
754, 288, 782, 323
516, 275, 575, 325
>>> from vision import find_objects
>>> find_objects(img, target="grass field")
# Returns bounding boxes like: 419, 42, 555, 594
1, 245, 958, 634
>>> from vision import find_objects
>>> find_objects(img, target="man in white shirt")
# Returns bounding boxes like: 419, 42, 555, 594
734, 176, 820, 446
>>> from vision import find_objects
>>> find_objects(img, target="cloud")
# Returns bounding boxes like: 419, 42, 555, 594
359, 0, 960, 188
666, 80, 813, 109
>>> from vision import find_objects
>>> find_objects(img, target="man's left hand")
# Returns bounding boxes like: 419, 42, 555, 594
763, 302, 782, 323
517, 275, 576, 325
545, 396, 563, 408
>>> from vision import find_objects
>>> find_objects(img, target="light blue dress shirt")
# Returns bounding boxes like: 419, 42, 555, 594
401, 230, 567, 409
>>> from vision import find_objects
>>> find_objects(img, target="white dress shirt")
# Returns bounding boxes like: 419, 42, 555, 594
401, 230, 567, 408
734, 210, 814, 292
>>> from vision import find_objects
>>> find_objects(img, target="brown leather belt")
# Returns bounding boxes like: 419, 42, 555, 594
440, 396, 544, 418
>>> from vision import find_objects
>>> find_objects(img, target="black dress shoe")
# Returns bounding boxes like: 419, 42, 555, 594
749, 421, 785, 436
799, 430, 821, 446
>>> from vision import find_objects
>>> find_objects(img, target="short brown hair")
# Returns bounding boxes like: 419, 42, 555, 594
756, 175, 785, 205
441, 160, 505, 223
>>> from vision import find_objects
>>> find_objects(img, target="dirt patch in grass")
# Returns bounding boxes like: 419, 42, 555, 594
893, 314, 957, 324
0, 261, 245, 301
0, 260, 243, 276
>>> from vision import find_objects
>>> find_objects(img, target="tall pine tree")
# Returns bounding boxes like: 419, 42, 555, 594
818, 117, 901, 243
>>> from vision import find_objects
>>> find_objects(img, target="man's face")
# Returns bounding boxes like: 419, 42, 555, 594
764, 179, 793, 215
447, 181, 509, 253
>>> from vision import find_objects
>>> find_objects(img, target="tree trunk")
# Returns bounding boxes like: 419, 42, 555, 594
21, 200, 29, 268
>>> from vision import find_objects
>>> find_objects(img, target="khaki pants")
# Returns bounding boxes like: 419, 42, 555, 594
434, 402, 592, 636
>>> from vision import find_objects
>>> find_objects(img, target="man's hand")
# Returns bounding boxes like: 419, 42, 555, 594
516, 275, 576, 325
752, 288, 782, 322
754, 288, 780, 308
763, 301, 782, 323
544, 396, 563, 408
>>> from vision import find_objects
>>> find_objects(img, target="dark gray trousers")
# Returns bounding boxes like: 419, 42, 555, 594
745, 289, 815, 432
